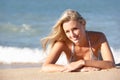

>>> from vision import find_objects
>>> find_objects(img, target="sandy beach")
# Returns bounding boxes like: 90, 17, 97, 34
0, 67, 120, 80
0, 1, 120, 80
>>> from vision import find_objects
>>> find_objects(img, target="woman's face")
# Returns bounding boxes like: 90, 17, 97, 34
63, 20, 86, 45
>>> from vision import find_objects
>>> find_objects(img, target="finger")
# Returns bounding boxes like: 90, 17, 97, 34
60, 68, 66, 72
60, 67, 68, 72
63, 69, 71, 72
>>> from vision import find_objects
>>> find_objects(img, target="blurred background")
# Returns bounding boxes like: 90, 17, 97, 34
0, 0, 120, 67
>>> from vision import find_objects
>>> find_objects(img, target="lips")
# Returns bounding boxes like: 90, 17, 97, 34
71, 37, 79, 43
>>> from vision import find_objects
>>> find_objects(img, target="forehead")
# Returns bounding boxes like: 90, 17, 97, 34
63, 20, 81, 29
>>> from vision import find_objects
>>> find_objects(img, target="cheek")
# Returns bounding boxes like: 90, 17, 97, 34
75, 31, 80, 35
74, 30, 81, 35
65, 33, 70, 38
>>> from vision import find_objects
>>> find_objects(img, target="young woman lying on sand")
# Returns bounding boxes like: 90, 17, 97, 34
41, 9, 115, 72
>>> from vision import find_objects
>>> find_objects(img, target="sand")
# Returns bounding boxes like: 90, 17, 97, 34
0, 67, 120, 80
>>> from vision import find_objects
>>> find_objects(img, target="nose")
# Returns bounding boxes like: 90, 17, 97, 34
70, 31, 75, 38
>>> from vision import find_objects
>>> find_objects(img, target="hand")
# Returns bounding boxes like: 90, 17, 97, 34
61, 60, 85, 72
80, 67, 100, 72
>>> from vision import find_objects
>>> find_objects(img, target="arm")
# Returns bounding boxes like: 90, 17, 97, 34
41, 41, 66, 72
84, 33, 115, 69
84, 60, 114, 69
81, 58, 115, 72
42, 41, 85, 72
62, 34, 115, 72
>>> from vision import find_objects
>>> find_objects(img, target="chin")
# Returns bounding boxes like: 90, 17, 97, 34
73, 41, 79, 45
75, 43, 80, 45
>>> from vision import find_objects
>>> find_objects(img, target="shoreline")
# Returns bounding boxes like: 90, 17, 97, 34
0, 63, 42, 69
0, 62, 120, 69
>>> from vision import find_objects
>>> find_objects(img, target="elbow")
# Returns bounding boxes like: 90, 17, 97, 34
101, 61, 115, 69
107, 61, 115, 69
111, 62, 116, 68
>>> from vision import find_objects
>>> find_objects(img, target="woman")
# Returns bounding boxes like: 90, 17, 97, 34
41, 9, 115, 72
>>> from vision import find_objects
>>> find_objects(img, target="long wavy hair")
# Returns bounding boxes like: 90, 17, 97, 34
41, 9, 86, 51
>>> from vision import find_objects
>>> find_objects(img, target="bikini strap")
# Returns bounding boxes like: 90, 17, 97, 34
69, 43, 75, 63
87, 32, 98, 60
71, 43, 75, 56
88, 38, 95, 60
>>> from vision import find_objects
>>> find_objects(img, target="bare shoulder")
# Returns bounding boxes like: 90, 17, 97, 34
87, 31, 106, 39
88, 31, 105, 36
53, 41, 68, 50
54, 41, 66, 46
53, 41, 71, 55
87, 31, 107, 46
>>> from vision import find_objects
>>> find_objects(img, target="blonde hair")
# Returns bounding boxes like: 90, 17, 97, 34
41, 9, 86, 51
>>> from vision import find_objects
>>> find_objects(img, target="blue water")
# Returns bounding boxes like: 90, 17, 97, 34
0, 0, 120, 64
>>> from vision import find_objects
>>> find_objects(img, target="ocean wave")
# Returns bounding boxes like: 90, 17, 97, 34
0, 46, 119, 64
111, 48, 120, 64
0, 23, 34, 33
0, 46, 46, 64
0, 22, 50, 37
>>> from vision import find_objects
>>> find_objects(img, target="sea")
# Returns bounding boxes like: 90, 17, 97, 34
0, 0, 120, 66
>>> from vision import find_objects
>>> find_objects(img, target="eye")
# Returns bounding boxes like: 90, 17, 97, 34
73, 28, 79, 31
65, 30, 69, 33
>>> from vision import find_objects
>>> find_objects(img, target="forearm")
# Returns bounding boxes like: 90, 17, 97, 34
84, 60, 115, 69
61, 60, 85, 72
41, 64, 64, 72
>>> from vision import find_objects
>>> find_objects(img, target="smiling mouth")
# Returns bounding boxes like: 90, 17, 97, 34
72, 38, 79, 43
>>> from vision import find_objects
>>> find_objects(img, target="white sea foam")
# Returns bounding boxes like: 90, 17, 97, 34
0, 46, 46, 64
0, 46, 119, 64
111, 48, 120, 64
